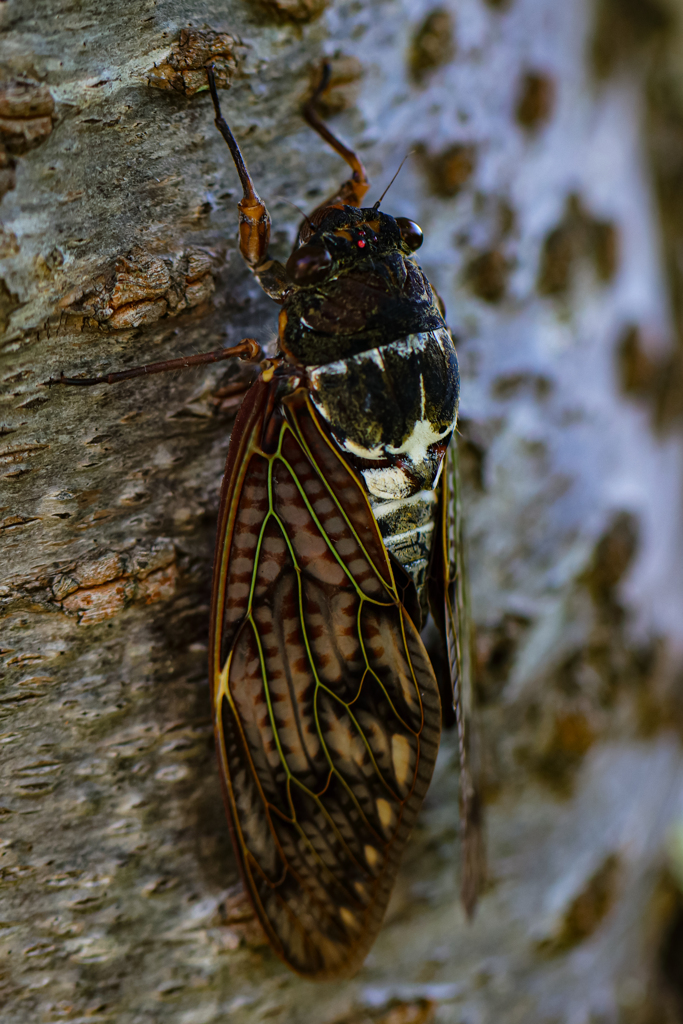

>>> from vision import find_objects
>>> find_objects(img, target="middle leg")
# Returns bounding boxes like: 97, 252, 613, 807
46, 338, 264, 387
301, 61, 371, 232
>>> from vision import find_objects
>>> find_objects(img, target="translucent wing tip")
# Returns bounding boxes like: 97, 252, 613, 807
460, 787, 486, 920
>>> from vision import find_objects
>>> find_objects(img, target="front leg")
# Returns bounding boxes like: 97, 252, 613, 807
207, 68, 289, 302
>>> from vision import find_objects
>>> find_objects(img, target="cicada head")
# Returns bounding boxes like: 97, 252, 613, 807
279, 206, 443, 367
290, 205, 422, 279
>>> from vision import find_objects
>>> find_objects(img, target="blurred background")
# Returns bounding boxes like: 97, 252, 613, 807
3, 0, 683, 1021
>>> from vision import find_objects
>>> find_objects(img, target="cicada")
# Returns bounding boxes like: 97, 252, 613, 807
54, 64, 483, 980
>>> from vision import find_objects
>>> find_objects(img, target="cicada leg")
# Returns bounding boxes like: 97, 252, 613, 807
44, 337, 264, 387
302, 61, 370, 219
207, 67, 289, 302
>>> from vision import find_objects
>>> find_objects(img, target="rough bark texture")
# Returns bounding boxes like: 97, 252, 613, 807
3, 1, 683, 1022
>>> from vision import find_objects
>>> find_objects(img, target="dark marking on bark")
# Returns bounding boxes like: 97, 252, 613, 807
465, 249, 509, 303
416, 142, 476, 198
456, 418, 487, 493
538, 854, 621, 952
584, 511, 639, 606
0, 147, 16, 202
613, 324, 683, 431
538, 194, 619, 296
409, 9, 456, 84
516, 71, 556, 131
613, 5, 683, 434
531, 711, 596, 797
491, 373, 553, 400
617, 324, 662, 399
0, 279, 21, 336
256, 0, 329, 24
592, 0, 670, 78
499, 199, 517, 238
657, 875, 683, 1020
475, 614, 532, 704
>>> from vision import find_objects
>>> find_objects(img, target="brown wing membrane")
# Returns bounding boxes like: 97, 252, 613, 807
431, 437, 486, 917
210, 376, 441, 980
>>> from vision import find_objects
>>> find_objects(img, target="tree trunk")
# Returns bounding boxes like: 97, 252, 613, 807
3, 1, 683, 1022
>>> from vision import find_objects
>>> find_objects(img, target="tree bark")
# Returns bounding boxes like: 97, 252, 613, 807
3, 1, 683, 1022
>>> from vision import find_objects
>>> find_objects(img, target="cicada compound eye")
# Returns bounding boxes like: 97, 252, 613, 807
396, 218, 424, 252
286, 243, 333, 285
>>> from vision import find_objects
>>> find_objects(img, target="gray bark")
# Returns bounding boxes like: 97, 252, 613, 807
2, 1, 683, 1022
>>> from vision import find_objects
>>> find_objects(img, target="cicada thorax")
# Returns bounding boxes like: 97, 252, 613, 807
279, 205, 460, 622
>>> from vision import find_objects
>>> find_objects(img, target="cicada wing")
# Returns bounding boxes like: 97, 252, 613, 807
210, 378, 441, 980
438, 435, 486, 917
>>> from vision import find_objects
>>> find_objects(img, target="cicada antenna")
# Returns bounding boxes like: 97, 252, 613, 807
372, 151, 414, 211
